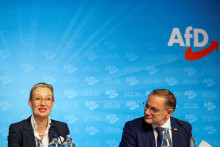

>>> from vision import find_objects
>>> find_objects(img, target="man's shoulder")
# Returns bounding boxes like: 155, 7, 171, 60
171, 117, 192, 129
126, 117, 144, 124
123, 117, 152, 134
126, 117, 151, 128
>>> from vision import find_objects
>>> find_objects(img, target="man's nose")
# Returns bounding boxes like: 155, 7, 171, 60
144, 107, 151, 115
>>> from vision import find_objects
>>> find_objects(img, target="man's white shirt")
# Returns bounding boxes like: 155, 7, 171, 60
152, 117, 172, 147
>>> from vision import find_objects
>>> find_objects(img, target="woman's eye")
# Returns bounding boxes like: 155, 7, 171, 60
46, 98, 51, 101
35, 97, 41, 100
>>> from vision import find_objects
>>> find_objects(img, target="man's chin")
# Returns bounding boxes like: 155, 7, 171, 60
144, 118, 153, 124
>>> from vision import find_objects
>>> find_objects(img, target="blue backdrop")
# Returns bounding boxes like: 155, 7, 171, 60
0, 0, 219, 146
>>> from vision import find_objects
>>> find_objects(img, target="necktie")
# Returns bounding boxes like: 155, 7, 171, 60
37, 139, 45, 147
155, 127, 164, 147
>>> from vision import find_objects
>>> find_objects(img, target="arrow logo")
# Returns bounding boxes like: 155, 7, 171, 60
185, 40, 219, 61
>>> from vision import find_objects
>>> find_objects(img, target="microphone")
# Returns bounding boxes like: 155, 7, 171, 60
175, 119, 195, 147
50, 123, 64, 144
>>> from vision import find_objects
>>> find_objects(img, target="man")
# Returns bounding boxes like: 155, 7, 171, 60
119, 89, 192, 147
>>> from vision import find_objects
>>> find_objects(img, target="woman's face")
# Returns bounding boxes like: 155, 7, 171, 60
28, 87, 54, 119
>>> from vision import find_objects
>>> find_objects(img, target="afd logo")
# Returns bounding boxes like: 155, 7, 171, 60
126, 101, 139, 110
85, 51, 98, 61
105, 90, 119, 99
125, 53, 138, 62
204, 102, 216, 111
168, 26, 219, 61
126, 76, 139, 86
185, 114, 197, 123
64, 64, 77, 73
145, 66, 158, 75
20, 64, 34, 73
85, 126, 99, 135
165, 77, 178, 86
64, 90, 78, 98
85, 76, 98, 85
106, 114, 119, 124
64, 115, 78, 124
0, 49, 12, 58
42, 51, 56, 60
106, 139, 119, 147
184, 67, 196, 76
0, 75, 13, 84
105, 65, 119, 74
204, 126, 216, 134
203, 78, 215, 87
184, 90, 197, 99
0, 101, 12, 110
85, 101, 99, 110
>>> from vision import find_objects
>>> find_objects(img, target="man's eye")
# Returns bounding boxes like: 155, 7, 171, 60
151, 108, 157, 113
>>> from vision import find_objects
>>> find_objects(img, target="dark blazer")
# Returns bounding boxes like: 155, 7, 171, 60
8, 116, 70, 147
119, 117, 192, 147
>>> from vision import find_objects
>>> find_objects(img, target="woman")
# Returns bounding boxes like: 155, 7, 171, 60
8, 83, 70, 147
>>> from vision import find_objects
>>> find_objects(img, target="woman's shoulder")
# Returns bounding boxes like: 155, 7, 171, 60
9, 118, 31, 133
50, 119, 68, 127
11, 117, 31, 126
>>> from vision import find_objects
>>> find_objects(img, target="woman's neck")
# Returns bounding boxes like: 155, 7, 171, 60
33, 115, 48, 134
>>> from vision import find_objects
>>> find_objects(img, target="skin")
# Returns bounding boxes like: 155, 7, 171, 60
144, 94, 174, 126
28, 87, 54, 139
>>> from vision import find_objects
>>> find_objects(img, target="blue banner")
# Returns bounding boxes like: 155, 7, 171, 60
0, 0, 219, 146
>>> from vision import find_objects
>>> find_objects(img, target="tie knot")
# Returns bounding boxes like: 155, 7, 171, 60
155, 127, 164, 134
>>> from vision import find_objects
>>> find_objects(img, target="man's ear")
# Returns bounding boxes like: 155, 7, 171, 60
167, 109, 174, 117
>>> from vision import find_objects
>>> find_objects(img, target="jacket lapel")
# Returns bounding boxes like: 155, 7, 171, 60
49, 120, 57, 142
142, 118, 156, 147
171, 117, 181, 147
148, 129, 156, 147
23, 116, 36, 147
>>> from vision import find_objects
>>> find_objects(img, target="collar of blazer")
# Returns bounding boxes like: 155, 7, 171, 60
23, 116, 57, 146
171, 117, 183, 147
48, 120, 57, 142
23, 116, 37, 147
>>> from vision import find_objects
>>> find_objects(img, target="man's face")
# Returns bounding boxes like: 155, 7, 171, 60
144, 94, 173, 126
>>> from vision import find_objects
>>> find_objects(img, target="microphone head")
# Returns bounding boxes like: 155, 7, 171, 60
50, 123, 55, 128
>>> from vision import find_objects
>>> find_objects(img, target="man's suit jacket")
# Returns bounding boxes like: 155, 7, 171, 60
119, 117, 192, 147
8, 116, 70, 147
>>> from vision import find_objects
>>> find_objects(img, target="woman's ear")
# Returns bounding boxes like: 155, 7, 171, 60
51, 100, 54, 108
28, 99, 32, 106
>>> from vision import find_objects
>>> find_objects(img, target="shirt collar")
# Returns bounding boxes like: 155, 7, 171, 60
152, 117, 171, 129
31, 114, 51, 132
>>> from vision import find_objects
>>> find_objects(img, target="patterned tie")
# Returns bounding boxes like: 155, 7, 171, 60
37, 139, 45, 147
155, 127, 164, 147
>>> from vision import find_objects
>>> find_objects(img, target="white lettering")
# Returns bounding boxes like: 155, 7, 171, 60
168, 28, 185, 46
194, 28, 208, 47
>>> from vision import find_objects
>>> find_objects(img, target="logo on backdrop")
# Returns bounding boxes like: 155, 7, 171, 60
85, 126, 99, 135
168, 26, 219, 61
